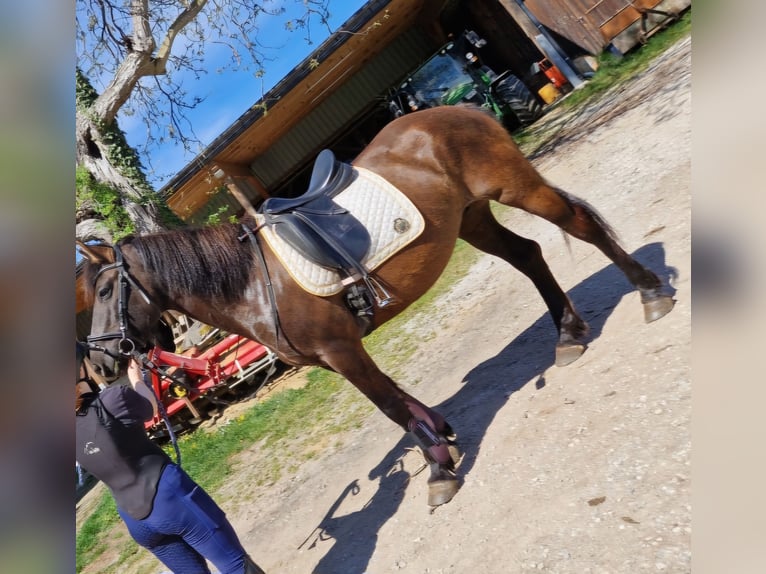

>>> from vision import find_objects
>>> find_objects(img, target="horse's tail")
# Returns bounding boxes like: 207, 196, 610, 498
551, 185, 622, 252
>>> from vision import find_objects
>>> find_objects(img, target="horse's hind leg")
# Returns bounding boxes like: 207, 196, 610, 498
460, 201, 589, 366
320, 341, 461, 506
501, 183, 675, 323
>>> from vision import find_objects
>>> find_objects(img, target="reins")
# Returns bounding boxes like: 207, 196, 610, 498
85, 243, 185, 463
85, 243, 245, 466
133, 351, 182, 465
84, 340, 183, 465
85, 238, 282, 466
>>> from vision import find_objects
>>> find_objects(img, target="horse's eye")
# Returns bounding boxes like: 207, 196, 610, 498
98, 285, 112, 300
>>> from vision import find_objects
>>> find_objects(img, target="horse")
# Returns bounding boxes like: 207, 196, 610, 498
79, 105, 674, 507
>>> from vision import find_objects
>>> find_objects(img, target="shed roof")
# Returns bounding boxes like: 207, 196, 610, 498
160, 0, 438, 219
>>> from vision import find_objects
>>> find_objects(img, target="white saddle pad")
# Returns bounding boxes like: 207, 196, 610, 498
257, 167, 425, 296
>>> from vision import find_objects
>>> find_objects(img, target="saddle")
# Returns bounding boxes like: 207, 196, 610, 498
259, 150, 392, 310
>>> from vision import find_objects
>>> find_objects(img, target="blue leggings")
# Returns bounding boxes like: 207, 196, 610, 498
118, 463, 246, 574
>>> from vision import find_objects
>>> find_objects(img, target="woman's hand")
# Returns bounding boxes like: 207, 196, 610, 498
127, 359, 144, 389
127, 359, 158, 417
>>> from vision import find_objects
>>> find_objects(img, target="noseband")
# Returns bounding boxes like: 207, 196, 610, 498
86, 244, 154, 356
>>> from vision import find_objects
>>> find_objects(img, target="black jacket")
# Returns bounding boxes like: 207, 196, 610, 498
75, 385, 169, 519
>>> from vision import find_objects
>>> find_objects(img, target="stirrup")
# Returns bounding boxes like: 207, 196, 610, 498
363, 275, 393, 307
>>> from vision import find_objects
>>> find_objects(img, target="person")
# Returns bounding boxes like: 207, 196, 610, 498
75, 341, 266, 574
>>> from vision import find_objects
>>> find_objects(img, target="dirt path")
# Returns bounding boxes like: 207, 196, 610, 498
82, 37, 691, 574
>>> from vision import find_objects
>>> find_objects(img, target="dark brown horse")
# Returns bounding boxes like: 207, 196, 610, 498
79, 105, 673, 507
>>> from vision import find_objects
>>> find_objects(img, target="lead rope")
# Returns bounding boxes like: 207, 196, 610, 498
132, 349, 234, 462
134, 353, 182, 466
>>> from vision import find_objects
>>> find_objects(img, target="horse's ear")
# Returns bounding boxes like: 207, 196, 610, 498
76, 240, 113, 265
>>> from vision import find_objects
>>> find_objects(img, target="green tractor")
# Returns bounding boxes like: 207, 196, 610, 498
388, 30, 543, 130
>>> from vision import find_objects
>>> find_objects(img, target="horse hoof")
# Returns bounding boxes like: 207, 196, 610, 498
428, 477, 460, 507
555, 343, 587, 367
643, 296, 675, 323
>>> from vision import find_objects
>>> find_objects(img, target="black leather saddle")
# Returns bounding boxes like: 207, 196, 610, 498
258, 150, 393, 309
260, 149, 370, 272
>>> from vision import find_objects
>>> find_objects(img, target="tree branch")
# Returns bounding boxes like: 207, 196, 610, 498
91, 0, 208, 125
77, 0, 332, 152
150, 0, 209, 76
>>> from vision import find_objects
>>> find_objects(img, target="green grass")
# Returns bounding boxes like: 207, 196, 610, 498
561, 9, 690, 109
168, 370, 358, 489
513, 8, 691, 153
76, 495, 118, 572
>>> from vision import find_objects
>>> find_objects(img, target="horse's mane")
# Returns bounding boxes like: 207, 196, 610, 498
122, 221, 255, 302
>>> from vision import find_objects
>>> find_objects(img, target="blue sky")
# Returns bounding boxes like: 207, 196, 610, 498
117, 1, 368, 189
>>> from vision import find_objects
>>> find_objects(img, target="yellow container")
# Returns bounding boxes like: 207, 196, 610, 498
538, 83, 561, 104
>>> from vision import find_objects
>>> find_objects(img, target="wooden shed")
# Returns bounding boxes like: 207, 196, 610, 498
523, 0, 690, 55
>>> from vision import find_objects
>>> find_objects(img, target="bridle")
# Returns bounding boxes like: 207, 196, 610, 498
83, 244, 186, 463
86, 244, 155, 356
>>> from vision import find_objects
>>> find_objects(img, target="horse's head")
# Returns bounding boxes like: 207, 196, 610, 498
77, 240, 167, 381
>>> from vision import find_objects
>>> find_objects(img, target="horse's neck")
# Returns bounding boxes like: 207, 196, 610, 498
135, 230, 272, 345
162, 285, 270, 347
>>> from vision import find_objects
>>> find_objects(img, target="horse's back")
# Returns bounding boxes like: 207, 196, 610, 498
355, 105, 545, 210
357, 105, 507, 159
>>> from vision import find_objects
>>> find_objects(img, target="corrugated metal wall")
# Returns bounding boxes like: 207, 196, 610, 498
249, 28, 434, 190
524, 0, 663, 54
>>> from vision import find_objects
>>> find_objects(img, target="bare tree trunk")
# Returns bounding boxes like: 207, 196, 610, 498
75, 219, 114, 244
76, 112, 165, 238
74, 0, 210, 243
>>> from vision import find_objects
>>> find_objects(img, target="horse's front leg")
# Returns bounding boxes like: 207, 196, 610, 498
322, 343, 461, 506
403, 395, 462, 506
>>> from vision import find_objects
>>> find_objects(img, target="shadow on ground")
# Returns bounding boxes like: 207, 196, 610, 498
301, 242, 676, 574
